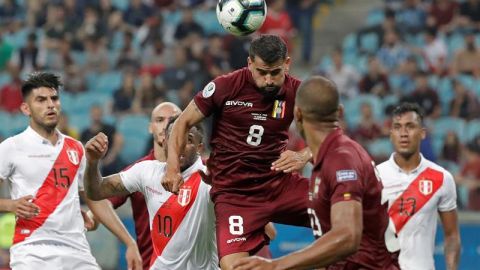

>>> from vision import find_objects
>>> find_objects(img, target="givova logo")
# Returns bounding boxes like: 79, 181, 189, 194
226, 237, 247, 244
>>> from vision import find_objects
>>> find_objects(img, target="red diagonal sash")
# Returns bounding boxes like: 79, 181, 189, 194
13, 137, 83, 244
388, 167, 443, 233
150, 172, 201, 263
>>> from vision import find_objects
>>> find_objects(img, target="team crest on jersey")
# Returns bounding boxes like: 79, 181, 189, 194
66, 149, 79, 165
177, 187, 192, 206
202, 82, 215, 98
271, 100, 286, 119
419, 180, 433, 195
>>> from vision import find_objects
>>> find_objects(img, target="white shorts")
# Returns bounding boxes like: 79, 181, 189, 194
10, 242, 100, 270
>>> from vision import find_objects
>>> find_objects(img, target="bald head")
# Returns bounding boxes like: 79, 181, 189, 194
150, 102, 182, 148
295, 76, 339, 122
151, 102, 181, 120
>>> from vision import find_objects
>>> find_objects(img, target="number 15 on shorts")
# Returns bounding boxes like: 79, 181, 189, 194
229, 215, 244, 235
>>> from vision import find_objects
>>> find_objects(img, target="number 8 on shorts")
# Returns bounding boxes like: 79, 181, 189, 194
228, 215, 244, 235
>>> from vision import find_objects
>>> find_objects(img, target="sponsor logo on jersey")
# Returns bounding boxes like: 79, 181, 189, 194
225, 100, 253, 107
227, 237, 247, 244
272, 100, 286, 119
202, 82, 215, 98
419, 179, 433, 195
336, 170, 357, 182
177, 187, 192, 206
146, 186, 163, 196
66, 149, 79, 165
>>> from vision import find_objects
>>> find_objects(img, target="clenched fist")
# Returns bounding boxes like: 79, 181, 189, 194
85, 132, 109, 162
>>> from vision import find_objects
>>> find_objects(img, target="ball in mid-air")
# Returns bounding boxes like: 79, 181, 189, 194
216, 0, 267, 36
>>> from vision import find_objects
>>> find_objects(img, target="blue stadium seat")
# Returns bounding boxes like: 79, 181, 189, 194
9, 113, 28, 136
359, 32, 379, 54
466, 120, 480, 143
381, 95, 398, 111
433, 117, 466, 143
342, 33, 357, 55
117, 115, 150, 139
365, 9, 384, 26
120, 135, 148, 164
88, 72, 123, 94
447, 34, 464, 55
68, 92, 112, 115
194, 10, 225, 35
437, 77, 454, 115
0, 72, 11, 88
367, 138, 393, 159
343, 94, 383, 129
69, 112, 91, 132
111, 0, 129, 11
0, 111, 11, 137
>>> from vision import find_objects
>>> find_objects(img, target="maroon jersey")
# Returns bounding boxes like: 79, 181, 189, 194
108, 150, 155, 270
193, 68, 301, 194
309, 129, 397, 269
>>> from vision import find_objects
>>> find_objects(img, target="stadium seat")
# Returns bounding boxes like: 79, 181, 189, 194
367, 138, 393, 159
117, 115, 150, 139
0, 111, 11, 137
120, 134, 149, 164
359, 32, 379, 54
68, 112, 91, 132
365, 9, 384, 26
447, 34, 464, 55
90, 72, 123, 94
466, 120, 480, 143
343, 94, 383, 128
381, 94, 398, 111
9, 113, 28, 136
342, 33, 357, 55
0, 72, 11, 88
194, 10, 225, 35
432, 117, 466, 143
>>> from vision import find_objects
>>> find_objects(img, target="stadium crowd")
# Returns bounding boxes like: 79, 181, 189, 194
0, 0, 479, 268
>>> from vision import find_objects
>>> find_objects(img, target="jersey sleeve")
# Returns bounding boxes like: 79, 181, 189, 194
0, 138, 14, 182
438, 171, 457, 212
108, 194, 129, 209
119, 162, 147, 194
193, 77, 229, 117
323, 151, 365, 205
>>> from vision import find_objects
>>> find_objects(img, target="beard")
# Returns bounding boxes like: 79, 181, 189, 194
257, 85, 281, 100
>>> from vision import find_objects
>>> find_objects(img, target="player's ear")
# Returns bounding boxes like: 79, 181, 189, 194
294, 105, 302, 123
420, 127, 427, 140
284, 57, 291, 72
148, 122, 153, 134
20, 102, 31, 117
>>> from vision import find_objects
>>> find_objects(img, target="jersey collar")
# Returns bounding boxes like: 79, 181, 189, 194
388, 153, 426, 174
314, 128, 343, 169
25, 126, 64, 146
181, 157, 205, 181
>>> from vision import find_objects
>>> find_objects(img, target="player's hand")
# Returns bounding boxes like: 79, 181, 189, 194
232, 256, 277, 270
271, 150, 309, 173
81, 210, 99, 231
125, 242, 142, 270
85, 132, 109, 162
10, 195, 40, 219
162, 166, 184, 194
198, 169, 212, 185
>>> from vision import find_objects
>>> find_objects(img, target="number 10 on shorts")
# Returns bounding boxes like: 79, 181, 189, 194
229, 215, 244, 235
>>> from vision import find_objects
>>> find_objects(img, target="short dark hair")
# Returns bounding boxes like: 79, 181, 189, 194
392, 102, 425, 125
21, 72, 62, 99
165, 116, 204, 143
249, 35, 287, 64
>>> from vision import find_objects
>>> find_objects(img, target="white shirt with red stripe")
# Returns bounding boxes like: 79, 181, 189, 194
0, 127, 92, 252
119, 157, 218, 270
377, 154, 457, 270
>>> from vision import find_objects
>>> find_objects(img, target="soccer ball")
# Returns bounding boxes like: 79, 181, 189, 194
216, 0, 267, 36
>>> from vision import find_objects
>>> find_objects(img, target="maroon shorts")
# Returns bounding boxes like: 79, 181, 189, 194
213, 173, 310, 259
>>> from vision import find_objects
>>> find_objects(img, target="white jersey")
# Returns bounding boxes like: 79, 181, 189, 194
0, 127, 92, 252
377, 154, 457, 270
120, 157, 218, 270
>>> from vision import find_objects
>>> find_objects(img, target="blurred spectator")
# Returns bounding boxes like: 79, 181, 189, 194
352, 102, 383, 145
325, 47, 360, 98
42, 37, 75, 72
141, 37, 171, 76
356, 8, 400, 52
62, 64, 86, 94
449, 79, 480, 120
286, 0, 318, 64
458, 0, 480, 28
452, 30, 480, 77
0, 64, 22, 113
377, 29, 411, 72
98, 0, 117, 28
456, 140, 480, 211
202, 34, 230, 82
416, 27, 448, 75
441, 131, 461, 163
427, 0, 458, 33
225, 35, 251, 70
84, 36, 110, 73
174, 8, 204, 42
75, 5, 106, 44
57, 112, 79, 140
25, 0, 47, 28
43, 4, 69, 50
401, 71, 440, 118
396, 0, 427, 35
123, 0, 153, 27
394, 56, 418, 94
358, 56, 390, 97
133, 72, 166, 114
105, 10, 129, 51
11, 32, 40, 74
258, 0, 295, 52
80, 105, 125, 175
116, 30, 140, 72
138, 15, 164, 48
157, 46, 195, 108
0, 0, 22, 24
0, 34, 13, 70
63, 0, 84, 33
113, 72, 137, 114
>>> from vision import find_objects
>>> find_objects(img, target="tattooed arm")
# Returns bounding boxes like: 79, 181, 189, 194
84, 132, 131, 200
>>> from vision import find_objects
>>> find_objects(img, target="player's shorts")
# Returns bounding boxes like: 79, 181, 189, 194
10, 242, 100, 270
213, 173, 310, 259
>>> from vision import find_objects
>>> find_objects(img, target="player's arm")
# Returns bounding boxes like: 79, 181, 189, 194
0, 196, 40, 219
163, 100, 205, 194
84, 132, 131, 200
233, 201, 362, 270
80, 191, 142, 270
271, 147, 312, 173
439, 209, 461, 270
